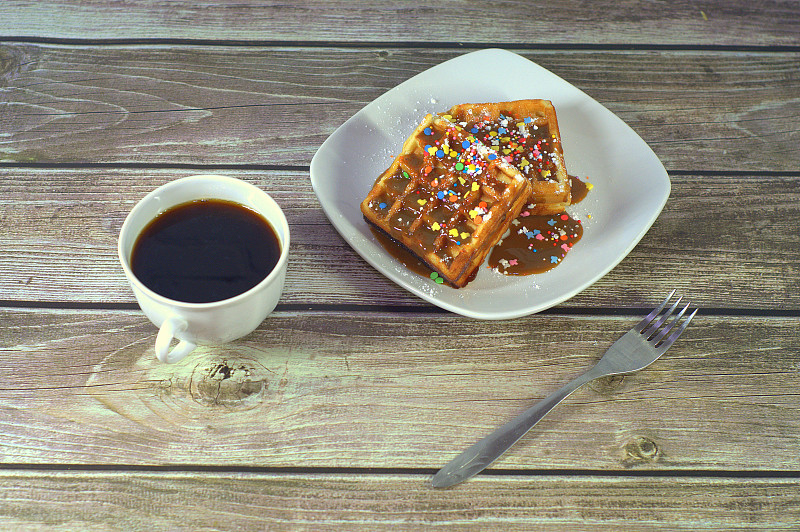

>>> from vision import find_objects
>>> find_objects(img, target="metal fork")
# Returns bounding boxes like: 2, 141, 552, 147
431, 290, 697, 489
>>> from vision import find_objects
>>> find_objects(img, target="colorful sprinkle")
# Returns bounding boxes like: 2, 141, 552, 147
431, 222, 441, 231
430, 272, 444, 284
423, 127, 432, 135
378, 202, 387, 209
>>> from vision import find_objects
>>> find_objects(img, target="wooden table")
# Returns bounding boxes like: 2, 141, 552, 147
1, 1, 798, 529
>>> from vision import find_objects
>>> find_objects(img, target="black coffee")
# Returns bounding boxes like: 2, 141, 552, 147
131, 199, 281, 303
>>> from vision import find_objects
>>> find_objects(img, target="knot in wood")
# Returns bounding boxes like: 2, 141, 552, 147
623, 436, 660, 464
589, 374, 625, 394
189, 359, 269, 410
0, 47, 23, 78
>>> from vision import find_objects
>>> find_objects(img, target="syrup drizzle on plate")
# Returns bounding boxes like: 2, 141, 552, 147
370, 175, 590, 285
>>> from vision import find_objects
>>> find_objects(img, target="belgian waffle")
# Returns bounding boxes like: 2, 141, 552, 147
443, 99, 571, 215
361, 113, 532, 287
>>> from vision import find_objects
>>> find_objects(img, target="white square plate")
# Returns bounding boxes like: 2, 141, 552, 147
310, 49, 669, 319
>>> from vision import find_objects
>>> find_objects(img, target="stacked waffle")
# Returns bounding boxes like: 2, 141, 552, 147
361, 99, 571, 287
443, 100, 570, 215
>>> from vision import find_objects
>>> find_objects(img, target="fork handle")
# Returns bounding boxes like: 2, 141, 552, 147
432, 367, 602, 488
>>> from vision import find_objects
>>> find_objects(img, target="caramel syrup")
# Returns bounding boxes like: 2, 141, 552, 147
487, 212, 583, 275
369, 225, 433, 278
569, 174, 590, 204
369, 175, 590, 285
487, 175, 587, 275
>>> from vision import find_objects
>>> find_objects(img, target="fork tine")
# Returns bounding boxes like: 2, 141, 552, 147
634, 289, 676, 333
652, 301, 690, 345
656, 307, 697, 352
642, 295, 682, 338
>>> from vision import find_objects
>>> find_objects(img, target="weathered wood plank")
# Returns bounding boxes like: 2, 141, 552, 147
0, 309, 797, 470
2, 0, 799, 47
0, 471, 797, 531
1, 168, 798, 310
1, 45, 798, 171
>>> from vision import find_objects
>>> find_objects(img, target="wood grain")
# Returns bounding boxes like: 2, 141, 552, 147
1, 45, 798, 171
1, 168, 798, 310
2, 0, 799, 47
0, 308, 797, 470
0, 471, 797, 531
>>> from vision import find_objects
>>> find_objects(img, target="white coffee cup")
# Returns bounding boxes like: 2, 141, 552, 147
118, 174, 290, 363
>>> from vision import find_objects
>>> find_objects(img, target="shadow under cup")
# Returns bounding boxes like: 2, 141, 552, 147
118, 175, 290, 363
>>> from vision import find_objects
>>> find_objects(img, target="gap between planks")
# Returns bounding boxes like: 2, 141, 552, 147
0, 464, 798, 479
1, 163, 799, 179
1, 301, 800, 318
2, 37, 800, 52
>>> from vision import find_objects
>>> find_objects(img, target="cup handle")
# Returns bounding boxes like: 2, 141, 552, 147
155, 316, 196, 364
